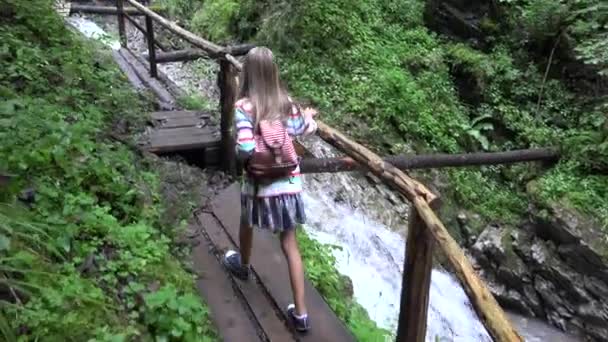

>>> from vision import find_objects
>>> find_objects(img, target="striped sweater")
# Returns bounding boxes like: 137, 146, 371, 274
235, 97, 317, 197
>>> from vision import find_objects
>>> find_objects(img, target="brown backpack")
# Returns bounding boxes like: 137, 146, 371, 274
246, 119, 299, 179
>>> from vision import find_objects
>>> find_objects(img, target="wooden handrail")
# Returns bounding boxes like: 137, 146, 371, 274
69, 4, 144, 16
298, 148, 559, 173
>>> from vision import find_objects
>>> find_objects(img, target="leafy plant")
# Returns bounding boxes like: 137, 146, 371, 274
143, 284, 215, 341
0, 0, 218, 339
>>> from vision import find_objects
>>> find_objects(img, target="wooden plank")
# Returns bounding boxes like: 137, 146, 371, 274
147, 126, 220, 153
212, 184, 356, 342
317, 121, 523, 342
396, 199, 441, 342
196, 212, 295, 342
190, 223, 263, 342
154, 116, 206, 129
149, 111, 212, 121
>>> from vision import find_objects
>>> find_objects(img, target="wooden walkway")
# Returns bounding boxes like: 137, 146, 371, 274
143, 110, 221, 154
191, 183, 355, 342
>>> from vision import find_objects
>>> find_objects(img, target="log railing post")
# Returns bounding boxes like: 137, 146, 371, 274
145, 14, 158, 78
218, 59, 238, 177
116, 0, 127, 47
396, 197, 441, 342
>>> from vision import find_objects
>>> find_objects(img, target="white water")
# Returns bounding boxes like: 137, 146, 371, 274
65, 16, 121, 50
67, 15, 580, 342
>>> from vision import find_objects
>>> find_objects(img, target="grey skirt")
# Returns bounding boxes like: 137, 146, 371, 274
241, 193, 306, 233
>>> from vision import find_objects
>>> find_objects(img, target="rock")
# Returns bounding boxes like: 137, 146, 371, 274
511, 226, 535, 263
557, 244, 608, 282
498, 289, 535, 317
455, 211, 483, 246
576, 301, 608, 326
522, 284, 544, 317
496, 254, 528, 290
533, 203, 607, 266
584, 276, 608, 299
547, 262, 590, 304
334, 189, 346, 203
533, 204, 582, 244
587, 324, 608, 342
471, 224, 508, 267
529, 239, 553, 268
534, 276, 562, 311
546, 310, 568, 331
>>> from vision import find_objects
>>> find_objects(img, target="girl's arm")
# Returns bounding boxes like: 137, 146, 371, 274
234, 106, 255, 161
286, 103, 318, 137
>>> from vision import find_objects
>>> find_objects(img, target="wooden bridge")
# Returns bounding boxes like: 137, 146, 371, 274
69, 1, 562, 341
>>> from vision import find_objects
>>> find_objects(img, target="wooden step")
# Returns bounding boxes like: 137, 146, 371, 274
146, 126, 220, 153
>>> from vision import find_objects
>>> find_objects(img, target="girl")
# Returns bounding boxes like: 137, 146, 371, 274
222, 47, 318, 333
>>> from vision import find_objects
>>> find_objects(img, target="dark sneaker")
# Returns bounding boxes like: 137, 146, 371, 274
287, 304, 310, 333
222, 250, 250, 281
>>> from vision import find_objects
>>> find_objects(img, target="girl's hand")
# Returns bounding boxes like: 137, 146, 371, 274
303, 107, 318, 118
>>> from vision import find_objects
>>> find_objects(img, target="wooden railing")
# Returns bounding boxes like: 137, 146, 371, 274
76, 1, 546, 340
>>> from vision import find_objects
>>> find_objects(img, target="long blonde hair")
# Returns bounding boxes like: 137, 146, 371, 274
239, 47, 292, 130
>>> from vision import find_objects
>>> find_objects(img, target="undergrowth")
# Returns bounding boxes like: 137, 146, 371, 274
0, 0, 217, 340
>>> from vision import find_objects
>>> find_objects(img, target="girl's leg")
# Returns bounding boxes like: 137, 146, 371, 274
280, 229, 307, 315
223, 220, 253, 281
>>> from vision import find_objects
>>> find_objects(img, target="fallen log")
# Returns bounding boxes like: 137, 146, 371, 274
69, 4, 143, 15
298, 148, 559, 173
316, 121, 523, 342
